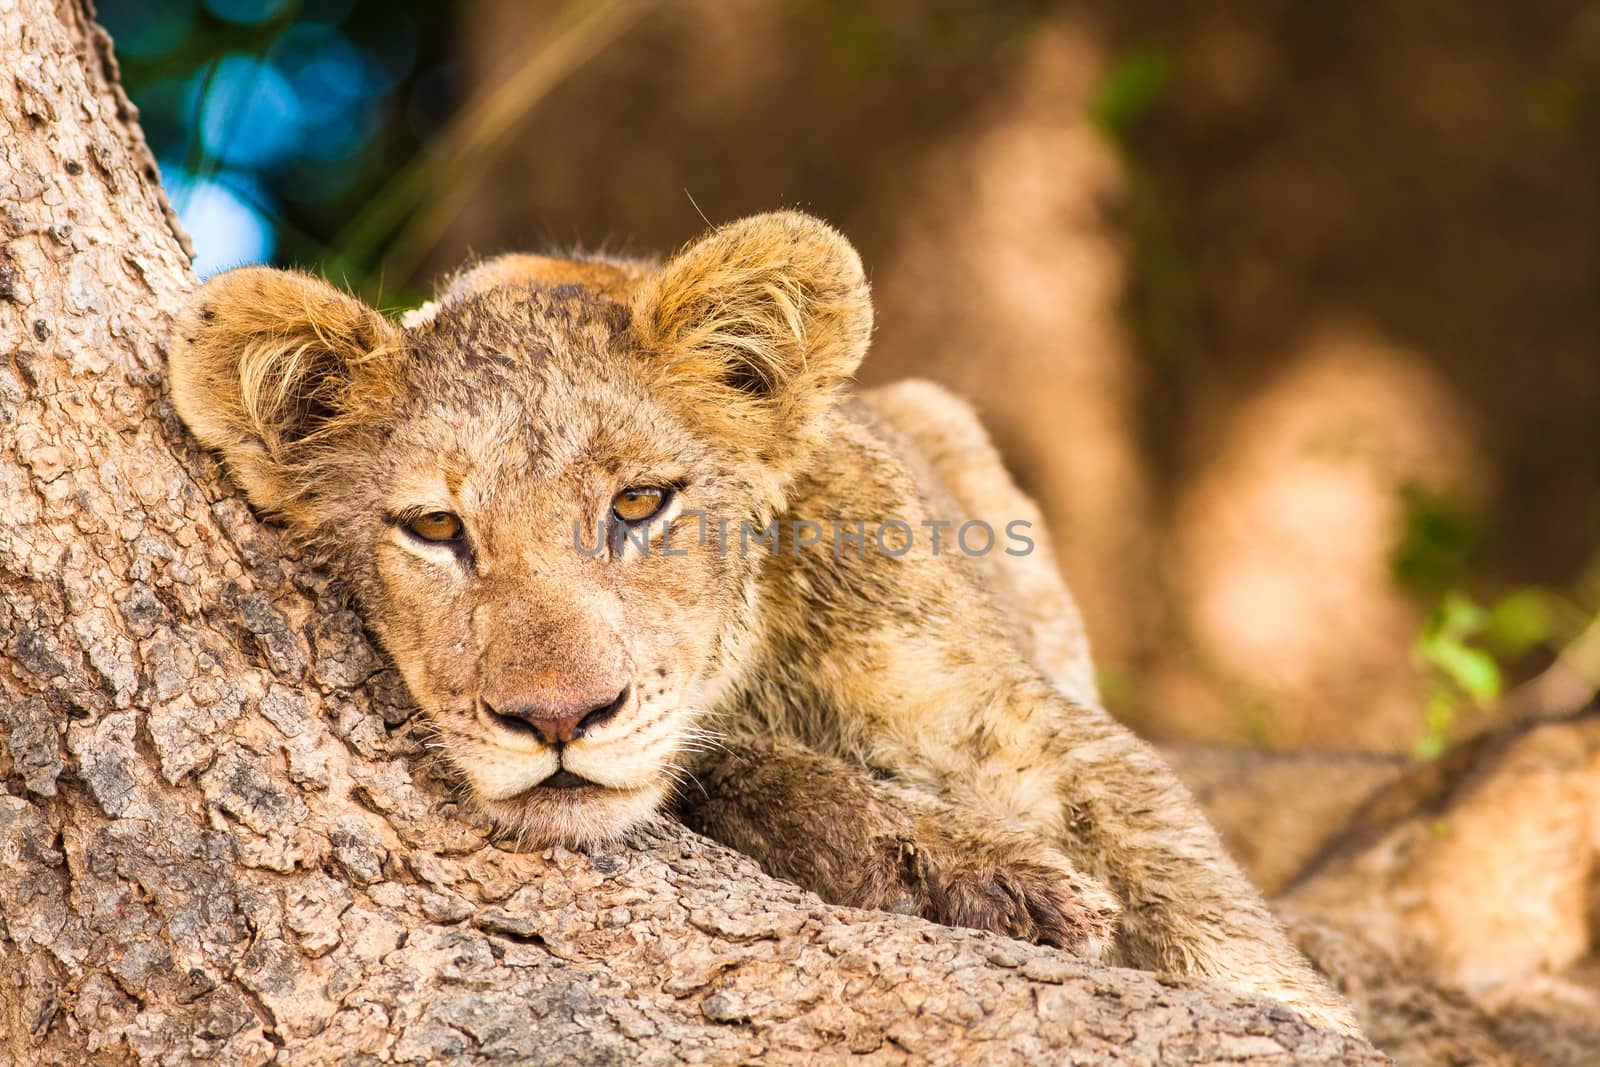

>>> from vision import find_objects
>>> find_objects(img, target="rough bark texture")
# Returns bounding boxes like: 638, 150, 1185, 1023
1166, 709, 1600, 1067
0, 2, 1387, 1064
1277, 711, 1600, 1067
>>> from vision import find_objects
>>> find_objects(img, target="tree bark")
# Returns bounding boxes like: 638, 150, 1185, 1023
0, 2, 1385, 1063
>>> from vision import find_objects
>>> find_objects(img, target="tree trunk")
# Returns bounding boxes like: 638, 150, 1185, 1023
0, 3, 1385, 1063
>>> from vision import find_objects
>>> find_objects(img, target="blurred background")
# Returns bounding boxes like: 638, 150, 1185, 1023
102, 0, 1600, 754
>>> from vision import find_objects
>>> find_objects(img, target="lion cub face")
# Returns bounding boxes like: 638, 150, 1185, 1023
342, 289, 766, 842
169, 212, 872, 845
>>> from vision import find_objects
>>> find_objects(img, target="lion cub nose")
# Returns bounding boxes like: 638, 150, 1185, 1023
484, 685, 630, 745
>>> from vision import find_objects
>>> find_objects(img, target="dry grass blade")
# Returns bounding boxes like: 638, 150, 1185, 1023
337, 0, 661, 298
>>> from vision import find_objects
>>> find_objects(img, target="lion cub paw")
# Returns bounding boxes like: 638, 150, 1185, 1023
859, 823, 1121, 958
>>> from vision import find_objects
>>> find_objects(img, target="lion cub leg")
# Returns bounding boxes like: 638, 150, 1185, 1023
676, 736, 1120, 957
866, 669, 1363, 1035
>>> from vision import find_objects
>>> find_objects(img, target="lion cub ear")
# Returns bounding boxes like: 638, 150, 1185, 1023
168, 267, 402, 522
630, 211, 873, 453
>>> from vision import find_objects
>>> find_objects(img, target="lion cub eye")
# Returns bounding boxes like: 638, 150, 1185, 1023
611, 487, 668, 524
404, 511, 464, 543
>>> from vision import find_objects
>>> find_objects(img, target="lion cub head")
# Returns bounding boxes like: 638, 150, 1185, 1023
169, 212, 872, 845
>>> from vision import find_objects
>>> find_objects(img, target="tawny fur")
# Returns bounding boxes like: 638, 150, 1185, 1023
167, 211, 1359, 1034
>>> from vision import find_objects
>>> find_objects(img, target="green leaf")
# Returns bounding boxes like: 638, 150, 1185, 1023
1437, 591, 1488, 639
1483, 589, 1557, 656
1090, 50, 1169, 141
1413, 733, 1446, 761
1422, 637, 1501, 705
1390, 485, 1481, 598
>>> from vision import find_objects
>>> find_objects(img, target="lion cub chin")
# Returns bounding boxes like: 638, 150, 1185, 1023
170, 211, 1362, 1036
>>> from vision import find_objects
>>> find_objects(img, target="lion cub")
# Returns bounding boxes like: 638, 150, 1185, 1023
169, 212, 1356, 1033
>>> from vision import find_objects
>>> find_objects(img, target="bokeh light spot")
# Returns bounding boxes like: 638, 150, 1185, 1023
198, 55, 304, 167
301, 103, 382, 163
274, 25, 385, 124
165, 168, 277, 277
203, 0, 293, 27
